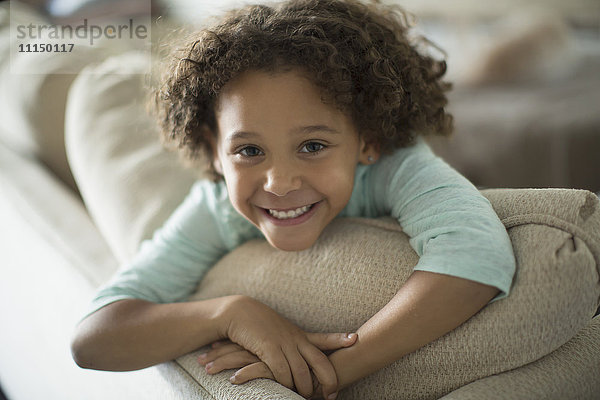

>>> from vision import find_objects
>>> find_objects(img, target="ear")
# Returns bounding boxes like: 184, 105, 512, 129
212, 152, 224, 175
206, 127, 224, 175
358, 137, 380, 165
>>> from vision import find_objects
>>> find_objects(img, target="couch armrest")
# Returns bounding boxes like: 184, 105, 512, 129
173, 351, 304, 400
0, 142, 208, 400
441, 316, 600, 399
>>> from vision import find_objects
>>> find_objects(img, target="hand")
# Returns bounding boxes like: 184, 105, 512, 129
216, 295, 357, 399
199, 338, 354, 399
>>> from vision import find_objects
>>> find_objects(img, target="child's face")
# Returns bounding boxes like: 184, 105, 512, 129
213, 69, 374, 251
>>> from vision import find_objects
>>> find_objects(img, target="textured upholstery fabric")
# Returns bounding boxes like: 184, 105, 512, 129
65, 52, 200, 263
439, 315, 600, 399
64, 52, 600, 400
187, 191, 600, 399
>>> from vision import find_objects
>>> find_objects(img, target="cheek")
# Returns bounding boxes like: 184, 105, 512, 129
222, 167, 256, 210
316, 162, 356, 207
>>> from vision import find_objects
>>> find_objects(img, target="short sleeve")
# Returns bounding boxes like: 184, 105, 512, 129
86, 180, 258, 317
346, 139, 516, 300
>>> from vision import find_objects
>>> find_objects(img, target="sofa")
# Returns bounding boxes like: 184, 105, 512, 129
1, 2, 599, 399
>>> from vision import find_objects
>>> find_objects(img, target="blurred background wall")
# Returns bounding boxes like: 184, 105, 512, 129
166, 0, 600, 191
9, 0, 600, 191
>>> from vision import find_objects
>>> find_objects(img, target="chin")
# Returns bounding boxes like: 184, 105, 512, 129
266, 236, 317, 252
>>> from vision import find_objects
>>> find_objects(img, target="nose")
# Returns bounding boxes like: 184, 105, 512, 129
263, 158, 302, 197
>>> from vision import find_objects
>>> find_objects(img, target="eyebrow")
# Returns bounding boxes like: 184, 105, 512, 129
226, 125, 340, 142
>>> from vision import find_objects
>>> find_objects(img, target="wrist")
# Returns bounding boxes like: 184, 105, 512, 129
328, 339, 368, 391
212, 294, 247, 339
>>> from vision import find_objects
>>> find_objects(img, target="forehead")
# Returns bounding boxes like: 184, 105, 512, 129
215, 69, 355, 136
216, 69, 321, 111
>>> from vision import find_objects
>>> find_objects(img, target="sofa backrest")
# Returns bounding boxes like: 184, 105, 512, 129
187, 188, 600, 399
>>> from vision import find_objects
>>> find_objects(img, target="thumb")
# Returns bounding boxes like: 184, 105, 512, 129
305, 332, 358, 351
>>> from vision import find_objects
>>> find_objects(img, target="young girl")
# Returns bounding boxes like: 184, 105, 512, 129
71, 1, 516, 399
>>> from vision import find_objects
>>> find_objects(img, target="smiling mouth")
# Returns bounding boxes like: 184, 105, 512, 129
267, 204, 315, 220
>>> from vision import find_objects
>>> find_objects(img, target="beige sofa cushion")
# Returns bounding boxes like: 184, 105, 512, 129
65, 52, 200, 263
185, 190, 600, 399
65, 53, 600, 399
439, 315, 600, 399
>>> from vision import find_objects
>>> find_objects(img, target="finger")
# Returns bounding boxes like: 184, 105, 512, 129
298, 344, 339, 399
204, 350, 261, 375
211, 340, 233, 348
230, 361, 274, 384
198, 343, 245, 365
261, 350, 294, 390
310, 380, 323, 400
282, 345, 314, 398
305, 332, 358, 351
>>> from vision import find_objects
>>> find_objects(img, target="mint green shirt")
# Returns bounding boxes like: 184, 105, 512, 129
89, 139, 515, 315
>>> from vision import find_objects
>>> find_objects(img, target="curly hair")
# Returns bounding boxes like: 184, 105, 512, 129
154, 0, 452, 178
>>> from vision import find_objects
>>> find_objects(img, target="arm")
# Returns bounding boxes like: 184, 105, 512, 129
328, 271, 498, 390
221, 272, 497, 397
367, 138, 515, 298
71, 180, 236, 370
72, 179, 351, 398
74, 177, 361, 400
71, 296, 235, 371
72, 294, 356, 399
326, 139, 515, 389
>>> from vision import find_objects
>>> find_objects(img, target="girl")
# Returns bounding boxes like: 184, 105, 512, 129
71, 1, 515, 399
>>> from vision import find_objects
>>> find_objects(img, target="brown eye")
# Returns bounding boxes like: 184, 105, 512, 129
300, 142, 326, 153
238, 146, 263, 157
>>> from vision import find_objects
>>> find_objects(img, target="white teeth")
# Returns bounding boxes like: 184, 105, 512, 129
268, 205, 311, 220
